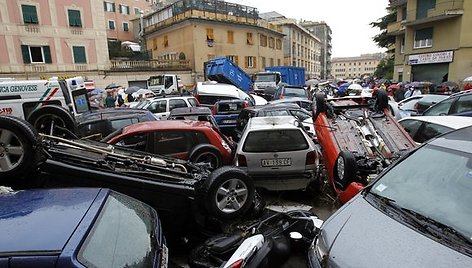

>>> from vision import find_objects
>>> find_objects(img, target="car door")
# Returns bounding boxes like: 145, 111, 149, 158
147, 100, 167, 119
414, 122, 453, 143
146, 130, 191, 159
450, 94, 472, 116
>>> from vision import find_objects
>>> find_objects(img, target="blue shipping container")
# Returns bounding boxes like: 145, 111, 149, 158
264, 66, 305, 87
206, 57, 253, 92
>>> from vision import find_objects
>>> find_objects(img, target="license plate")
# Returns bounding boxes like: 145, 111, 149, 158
261, 158, 291, 167
222, 119, 236, 124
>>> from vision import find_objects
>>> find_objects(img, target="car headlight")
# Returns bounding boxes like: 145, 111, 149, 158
314, 234, 329, 267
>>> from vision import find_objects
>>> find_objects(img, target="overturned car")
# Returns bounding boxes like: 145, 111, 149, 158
312, 93, 417, 203
0, 116, 259, 236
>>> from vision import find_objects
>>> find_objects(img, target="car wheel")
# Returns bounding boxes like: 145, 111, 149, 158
27, 105, 77, 138
333, 151, 357, 191
189, 145, 223, 170
0, 116, 41, 183
201, 166, 255, 221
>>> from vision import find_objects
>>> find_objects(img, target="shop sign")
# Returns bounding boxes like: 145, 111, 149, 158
408, 51, 453, 65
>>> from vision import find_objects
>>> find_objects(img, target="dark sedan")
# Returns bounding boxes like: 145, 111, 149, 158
0, 187, 168, 267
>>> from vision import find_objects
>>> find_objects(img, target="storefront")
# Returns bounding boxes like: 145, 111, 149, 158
408, 50, 454, 84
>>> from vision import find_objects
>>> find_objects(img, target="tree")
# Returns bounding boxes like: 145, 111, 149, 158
374, 56, 394, 79
370, 10, 397, 53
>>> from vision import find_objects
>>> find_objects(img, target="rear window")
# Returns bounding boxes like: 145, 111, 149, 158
216, 102, 243, 114
283, 88, 306, 98
243, 129, 308, 152
187, 98, 199, 107
198, 95, 236, 106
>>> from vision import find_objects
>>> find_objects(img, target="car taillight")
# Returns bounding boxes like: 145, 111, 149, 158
236, 154, 247, 167
306, 151, 317, 165
226, 259, 244, 268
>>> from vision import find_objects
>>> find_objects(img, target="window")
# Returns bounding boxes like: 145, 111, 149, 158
261, 57, 266, 68
260, 34, 267, 47
163, 35, 168, 47
245, 56, 256, 68
103, 2, 115, 12
227, 30, 234, 44
454, 95, 472, 114
72, 46, 86, 64
270, 58, 274, 66
400, 38, 405, 54
108, 20, 115, 30
123, 22, 129, 32
68, 9, 82, 27
414, 28, 433, 48
423, 98, 455, 116
21, 5, 38, 24
134, 7, 141, 15
147, 100, 167, 113
20, 45, 52, 64
269, 37, 275, 48
169, 99, 188, 110
206, 28, 214, 40
149, 130, 192, 155
243, 129, 308, 152
119, 4, 130, 15
247, 32, 253, 45
276, 39, 282, 50
277, 59, 281, 65
226, 55, 239, 65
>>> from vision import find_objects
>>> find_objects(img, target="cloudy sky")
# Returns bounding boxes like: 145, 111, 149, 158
228, 0, 391, 57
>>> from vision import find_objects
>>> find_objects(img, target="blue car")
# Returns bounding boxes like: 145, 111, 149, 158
0, 188, 168, 268
213, 99, 247, 136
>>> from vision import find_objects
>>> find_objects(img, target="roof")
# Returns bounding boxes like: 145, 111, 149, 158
429, 126, 472, 154
121, 120, 212, 134
399, 116, 472, 130
0, 188, 103, 254
246, 116, 300, 131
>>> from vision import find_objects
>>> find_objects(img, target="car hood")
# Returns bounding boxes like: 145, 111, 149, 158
321, 195, 471, 268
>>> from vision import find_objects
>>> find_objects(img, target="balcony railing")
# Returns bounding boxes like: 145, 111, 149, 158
406, 0, 464, 22
24, 24, 40, 33
109, 59, 191, 71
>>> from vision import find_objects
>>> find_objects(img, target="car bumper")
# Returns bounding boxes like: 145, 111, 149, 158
248, 171, 316, 191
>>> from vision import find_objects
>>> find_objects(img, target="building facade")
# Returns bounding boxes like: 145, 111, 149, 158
331, 53, 384, 80
261, 12, 322, 79
300, 21, 332, 80
388, 0, 471, 84
142, 0, 285, 81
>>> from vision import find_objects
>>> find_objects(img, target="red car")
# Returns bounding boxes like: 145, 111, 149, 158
312, 94, 416, 203
104, 120, 233, 169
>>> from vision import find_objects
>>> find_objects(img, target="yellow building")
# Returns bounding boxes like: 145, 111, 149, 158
388, 0, 471, 84
141, 0, 284, 81
332, 54, 384, 80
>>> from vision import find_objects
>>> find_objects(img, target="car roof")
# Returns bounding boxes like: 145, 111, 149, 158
169, 106, 212, 116
0, 188, 104, 254
428, 125, 472, 154
196, 82, 242, 97
246, 116, 300, 130
399, 116, 472, 129
147, 95, 194, 101
76, 108, 152, 123
269, 97, 311, 105
121, 120, 212, 134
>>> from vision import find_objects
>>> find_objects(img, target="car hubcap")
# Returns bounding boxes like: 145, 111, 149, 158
0, 129, 24, 172
215, 178, 248, 213
337, 156, 345, 180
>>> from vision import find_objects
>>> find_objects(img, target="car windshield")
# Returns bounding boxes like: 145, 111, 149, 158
135, 100, 150, 109
369, 144, 472, 240
255, 74, 276, 82
78, 192, 159, 268
243, 129, 308, 152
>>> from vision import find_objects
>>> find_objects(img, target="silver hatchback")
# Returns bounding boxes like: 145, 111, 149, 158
234, 116, 319, 191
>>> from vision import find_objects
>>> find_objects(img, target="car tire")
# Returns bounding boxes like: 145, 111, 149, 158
27, 105, 77, 138
189, 144, 223, 170
0, 116, 41, 184
201, 166, 255, 221
333, 151, 357, 190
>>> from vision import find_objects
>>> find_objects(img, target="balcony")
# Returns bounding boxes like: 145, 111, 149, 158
109, 59, 191, 71
387, 20, 406, 35
24, 24, 40, 34
70, 28, 83, 35
404, 0, 464, 26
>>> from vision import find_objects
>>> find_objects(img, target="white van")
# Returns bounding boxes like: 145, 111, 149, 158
0, 77, 91, 135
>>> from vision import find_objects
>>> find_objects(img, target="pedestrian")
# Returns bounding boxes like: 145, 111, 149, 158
412, 86, 422, 96
105, 91, 116, 108
394, 85, 405, 102
127, 93, 135, 102
117, 94, 124, 107
404, 86, 413, 98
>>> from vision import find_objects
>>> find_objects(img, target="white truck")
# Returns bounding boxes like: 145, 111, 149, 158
252, 71, 282, 101
147, 74, 183, 95
0, 77, 92, 135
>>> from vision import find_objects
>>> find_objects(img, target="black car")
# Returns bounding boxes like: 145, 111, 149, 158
273, 85, 310, 101
0, 116, 259, 237
309, 126, 472, 267
422, 90, 472, 117
76, 108, 157, 140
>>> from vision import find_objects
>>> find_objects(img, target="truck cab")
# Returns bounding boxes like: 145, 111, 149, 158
252, 72, 282, 101
147, 75, 182, 95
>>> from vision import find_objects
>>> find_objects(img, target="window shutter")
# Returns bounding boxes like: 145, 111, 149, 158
103, 2, 107, 11
21, 45, 31, 64
119, 4, 123, 13
43, 46, 52, 63
22, 5, 38, 24
253, 57, 257, 68
73, 46, 86, 64
68, 10, 82, 27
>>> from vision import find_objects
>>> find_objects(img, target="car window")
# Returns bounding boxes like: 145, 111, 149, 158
217, 102, 243, 114
110, 118, 139, 132
169, 99, 188, 110
290, 109, 311, 121
116, 133, 147, 151
78, 192, 158, 268
78, 121, 108, 138
148, 130, 190, 155
423, 98, 456, 116
283, 88, 307, 98
399, 119, 423, 139
453, 94, 472, 114
264, 110, 290, 117
242, 129, 308, 152
187, 98, 199, 107
148, 100, 167, 113
399, 97, 422, 110
414, 122, 453, 143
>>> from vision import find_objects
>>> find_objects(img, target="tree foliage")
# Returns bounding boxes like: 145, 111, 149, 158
371, 11, 397, 51
374, 56, 394, 79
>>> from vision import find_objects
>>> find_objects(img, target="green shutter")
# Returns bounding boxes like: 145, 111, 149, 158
103, 2, 107, 11
68, 10, 82, 27
73, 46, 86, 64
43, 46, 52, 63
22, 5, 38, 24
123, 22, 129, 31
21, 45, 31, 64
112, 3, 116, 12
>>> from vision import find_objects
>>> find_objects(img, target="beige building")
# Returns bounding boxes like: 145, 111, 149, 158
141, 0, 285, 81
332, 53, 384, 80
388, 0, 472, 84
261, 12, 322, 79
